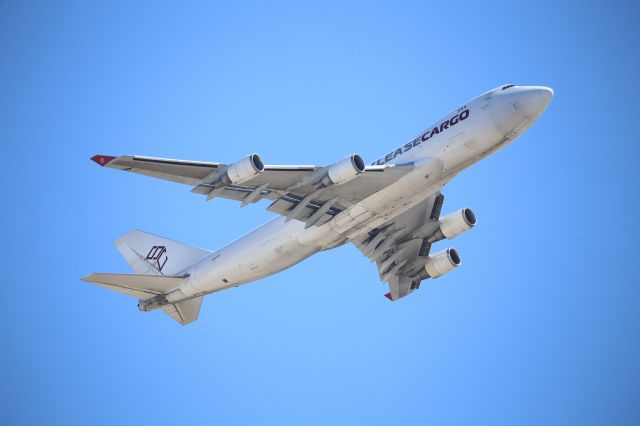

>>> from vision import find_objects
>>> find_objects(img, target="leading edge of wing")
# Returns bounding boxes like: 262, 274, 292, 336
91, 154, 222, 169
90, 154, 223, 186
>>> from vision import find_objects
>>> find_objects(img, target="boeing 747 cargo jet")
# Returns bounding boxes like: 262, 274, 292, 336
83, 84, 553, 324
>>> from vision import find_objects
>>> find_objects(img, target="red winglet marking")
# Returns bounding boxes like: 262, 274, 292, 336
384, 292, 393, 301
91, 155, 116, 166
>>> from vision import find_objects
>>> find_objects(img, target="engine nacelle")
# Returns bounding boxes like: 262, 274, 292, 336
415, 248, 461, 280
222, 153, 264, 185
429, 208, 476, 242
317, 154, 365, 187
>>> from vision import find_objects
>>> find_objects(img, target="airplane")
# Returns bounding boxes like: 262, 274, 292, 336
83, 84, 553, 325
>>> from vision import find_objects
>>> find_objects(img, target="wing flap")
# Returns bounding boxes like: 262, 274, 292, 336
91, 154, 416, 224
247, 166, 318, 189
351, 192, 444, 301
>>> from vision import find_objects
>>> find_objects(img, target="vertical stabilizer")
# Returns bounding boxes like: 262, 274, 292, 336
114, 230, 211, 275
161, 297, 203, 325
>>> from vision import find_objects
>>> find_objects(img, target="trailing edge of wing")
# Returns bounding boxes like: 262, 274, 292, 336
90, 154, 417, 225
350, 192, 445, 301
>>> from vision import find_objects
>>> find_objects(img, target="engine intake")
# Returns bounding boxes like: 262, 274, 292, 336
414, 248, 461, 281
429, 208, 476, 242
222, 153, 264, 185
317, 154, 365, 187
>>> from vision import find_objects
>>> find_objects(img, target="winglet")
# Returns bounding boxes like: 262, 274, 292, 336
384, 292, 394, 301
91, 155, 116, 166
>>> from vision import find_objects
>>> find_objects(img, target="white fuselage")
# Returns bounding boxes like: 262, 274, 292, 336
164, 85, 553, 304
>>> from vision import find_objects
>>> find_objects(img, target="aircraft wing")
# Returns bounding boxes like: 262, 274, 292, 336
91, 154, 414, 227
351, 192, 445, 301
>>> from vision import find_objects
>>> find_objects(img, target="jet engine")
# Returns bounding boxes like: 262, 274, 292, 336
221, 153, 264, 185
414, 248, 461, 281
317, 154, 365, 187
429, 208, 477, 242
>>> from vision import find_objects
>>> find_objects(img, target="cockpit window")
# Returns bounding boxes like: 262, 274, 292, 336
502, 84, 515, 90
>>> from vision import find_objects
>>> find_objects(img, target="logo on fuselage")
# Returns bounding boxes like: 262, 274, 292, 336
372, 108, 470, 165
146, 245, 168, 272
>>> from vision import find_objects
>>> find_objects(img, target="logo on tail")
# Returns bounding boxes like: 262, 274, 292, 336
146, 246, 168, 272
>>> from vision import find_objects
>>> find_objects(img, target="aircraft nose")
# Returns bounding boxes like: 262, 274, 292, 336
515, 86, 554, 119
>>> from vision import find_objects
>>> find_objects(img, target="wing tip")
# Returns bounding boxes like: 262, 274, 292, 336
384, 292, 394, 301
80, 273, 95, 283
91, 155, 116, 166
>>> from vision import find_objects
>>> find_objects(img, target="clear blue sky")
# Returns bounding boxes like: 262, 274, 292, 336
2, 1, 639, 425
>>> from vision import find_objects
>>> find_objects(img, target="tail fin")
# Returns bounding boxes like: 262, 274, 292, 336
81, 272, 203, 325
160, 296, 203, 325
114, 230, 210, 275
82, 230, 211, 325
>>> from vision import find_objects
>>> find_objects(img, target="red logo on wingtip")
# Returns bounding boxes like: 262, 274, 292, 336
90, 155, 116, 166
384, 293, 393, 301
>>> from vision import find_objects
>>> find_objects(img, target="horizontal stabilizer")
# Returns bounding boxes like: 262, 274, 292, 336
81, 273, 186, 299
161, 297, 203, 325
